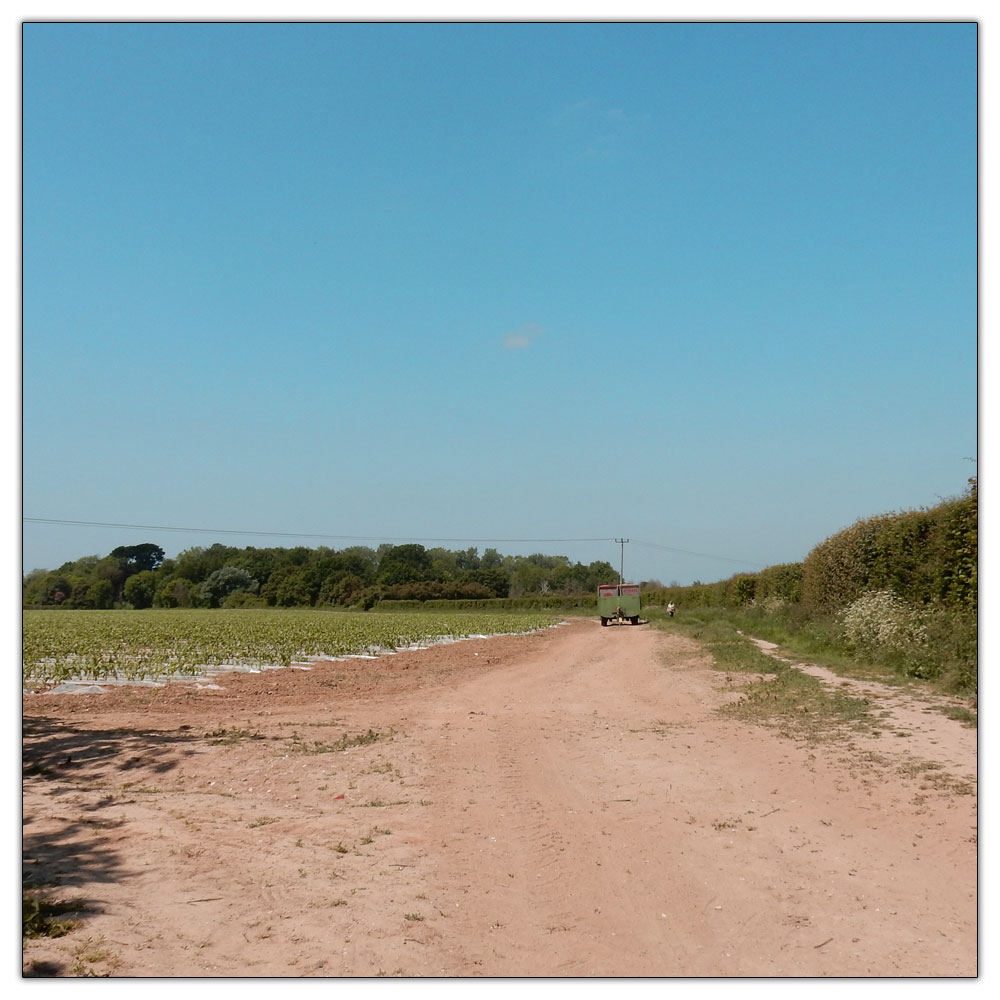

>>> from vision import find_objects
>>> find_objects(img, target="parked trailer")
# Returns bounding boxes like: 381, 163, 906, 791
598, 583, 641, 626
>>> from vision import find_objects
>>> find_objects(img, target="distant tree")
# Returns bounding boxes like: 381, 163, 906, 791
154, 578, 198, 608
110, 543, 165, 573
123, 570, 159, 609
480, 547, 503, 570
509, 560, 546, 596
21, 568, 48, 605
556, 565, 577, 592
525, 553, 569, 570
302, 550, 356, 603
318, 573, 366, 606
377, 544, 433, 586
284, 546, 313, 566
338, 547, 378, 583
73, 577, 114, 610
200, 566, 259, 608
231, 548, 281, 590
427, 547, 459, 580
172, 544, 238, 585
464, 568, 509, 598
58, 554, 102, 576
261, 565, 312, 607
46, 575, 75, 605
106, 543, 166, 602
586, 561, 619, 589
171, 547, 208, 584
455, 547, 481, 571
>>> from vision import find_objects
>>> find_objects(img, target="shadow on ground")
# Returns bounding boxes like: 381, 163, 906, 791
22, 717, 212, 975
22, 716, 206, 778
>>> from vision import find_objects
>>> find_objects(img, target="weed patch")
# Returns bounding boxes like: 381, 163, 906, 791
900, 761, 976, 797
205, 728, 264, 746
247, 815, 280, 828
658, 614, 877, 741
928, 704, 977, 728
69, 935, 122, 977
285, 728, 394, 755
22, 891, 79, 939
277, 720, 341, 728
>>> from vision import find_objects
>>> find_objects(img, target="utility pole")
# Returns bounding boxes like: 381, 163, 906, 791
615, 538, 629, 584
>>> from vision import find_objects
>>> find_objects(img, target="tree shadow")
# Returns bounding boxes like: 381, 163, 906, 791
22, 815, 122, 977
22, 716, 208, 888
22, 716, 211, 972
22, 716, 203, 779
23, 959, 67, 977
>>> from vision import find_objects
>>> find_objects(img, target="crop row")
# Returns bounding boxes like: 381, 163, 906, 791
22, 609, 559, 684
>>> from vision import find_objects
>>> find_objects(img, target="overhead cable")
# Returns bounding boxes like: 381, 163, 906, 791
22, 518, 612, 545
24, 518, 766, 567
631, 539, 766, 568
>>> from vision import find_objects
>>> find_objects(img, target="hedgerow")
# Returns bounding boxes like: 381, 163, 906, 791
647, 480, 977, 694
800, 480, 977, 614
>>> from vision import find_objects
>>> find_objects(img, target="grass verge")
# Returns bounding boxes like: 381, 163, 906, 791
651, 608, 878, 742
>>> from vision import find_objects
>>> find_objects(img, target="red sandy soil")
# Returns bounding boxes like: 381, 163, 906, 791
22, 618, 977, 978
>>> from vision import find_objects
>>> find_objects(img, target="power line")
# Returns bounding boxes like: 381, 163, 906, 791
631, 538, 766, 568
23, 518, 768, 568
21, 518, 612, 546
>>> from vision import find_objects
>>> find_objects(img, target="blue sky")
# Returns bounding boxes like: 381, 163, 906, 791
21, 20, 978, 585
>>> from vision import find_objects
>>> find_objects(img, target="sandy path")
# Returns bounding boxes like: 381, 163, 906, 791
22, 619, 977, 977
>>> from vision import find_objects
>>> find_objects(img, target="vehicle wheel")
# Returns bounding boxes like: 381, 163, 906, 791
600, 617, 608, 627
630, 616, 639, 626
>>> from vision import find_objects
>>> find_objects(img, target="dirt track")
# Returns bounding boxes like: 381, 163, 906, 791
22, 618, 977, 977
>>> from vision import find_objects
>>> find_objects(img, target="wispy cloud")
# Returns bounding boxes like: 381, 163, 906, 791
501, 322, 544, 351
550, 98, 648, 161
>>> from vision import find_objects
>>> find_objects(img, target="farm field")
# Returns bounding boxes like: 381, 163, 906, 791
22, 610, 559, 686
22, 618, 976, 977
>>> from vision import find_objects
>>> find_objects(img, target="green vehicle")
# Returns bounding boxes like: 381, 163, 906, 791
598, 583, 641, 626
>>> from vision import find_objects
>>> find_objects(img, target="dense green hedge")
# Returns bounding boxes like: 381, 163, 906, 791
643, 481, 976, 618
754, 563, 803, 605
801, 483, 977, 613
645, 581, 729, 608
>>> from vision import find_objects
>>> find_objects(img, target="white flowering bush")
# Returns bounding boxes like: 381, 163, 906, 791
840, 590, 928, 653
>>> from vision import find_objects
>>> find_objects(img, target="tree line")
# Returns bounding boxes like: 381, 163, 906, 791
22, 541, 622, 611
